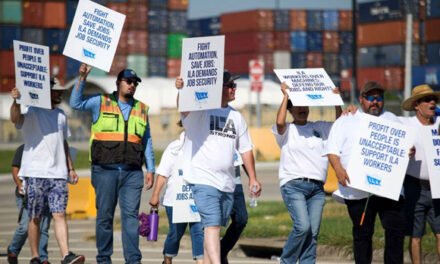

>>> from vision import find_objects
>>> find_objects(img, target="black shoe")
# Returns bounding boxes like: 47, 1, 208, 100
7, 251, 18, 264
61, 252, 85, 264
30, 257, 41, 264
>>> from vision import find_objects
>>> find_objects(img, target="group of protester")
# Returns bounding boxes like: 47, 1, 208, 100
6, 61, 440, 264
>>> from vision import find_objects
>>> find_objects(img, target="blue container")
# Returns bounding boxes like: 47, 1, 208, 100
147, 56, 167, 77
45, 29, 67, 54
274, 10, 290, 31
148, 9, 168, 33
66, 58, 81, 79
339, 52, 353, 70
22, 28, 44, 45
148, 0, 167, 9
323, 10, 338, 31
412, 64, 440, 89
427, 43, 440, 65
168, 11, 187, 33
358, 45, 420, 67
0, 0, 22, 24
307, 10, 323, 31
324, 53, 340, 75
358, 46, 380, 67
427, 0, 440, 18
148, 33, 167, 56
306, 31, 322, 52
358, 0, 418, 23
199, 17, 221, 36
92, 0, 108, 4
66, 0, 79, 25
290, 31, 307, 52
339, 32, 353, 53
290, 53, 307, 68
187, 20, 201, 37
1, 25, 21, 50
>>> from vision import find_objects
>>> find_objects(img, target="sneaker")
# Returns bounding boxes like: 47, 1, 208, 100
61, 252, 85, 264
29, 257, 41, 264
7, 251, 18, 264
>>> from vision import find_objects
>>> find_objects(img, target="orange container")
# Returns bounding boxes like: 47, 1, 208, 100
225, 53, 274, 74
167, 59, 181, 78
384, 67, 404, 90
127, 3, 147, 29
0, 77, 15, 93
22, 1, 44, 27
274, 31, 290, 51
323, 31, 339, 53
106, 2, 128, 15
339, 69, 352, 92
221, 10, 274, 33
109, 55, 127, 76
425, 19, 440, 42
357, 20, 419, 46
357, 67, 386, 90
338, 10, 352, 31
43, 2, 66, 28
117, 28, 128, 56
289, 10, 307, 31
127, 30, 148, 54
306, 52, 323, 68
0, 51, 15, 77
168, 0, 188, 10
50, 55, 66, 79
225, 32, 274, 55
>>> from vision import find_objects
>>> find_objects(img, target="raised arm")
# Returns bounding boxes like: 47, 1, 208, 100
10, 88, 24, 126
276, 82, 290, 135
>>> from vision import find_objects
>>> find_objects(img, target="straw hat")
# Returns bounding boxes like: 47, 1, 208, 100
401, 84, 440, 111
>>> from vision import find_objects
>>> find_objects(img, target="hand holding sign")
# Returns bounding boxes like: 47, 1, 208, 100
79, 63, 92, 80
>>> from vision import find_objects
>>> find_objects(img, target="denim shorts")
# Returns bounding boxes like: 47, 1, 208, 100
26, 177, 68, 218
191, 184, 234, 227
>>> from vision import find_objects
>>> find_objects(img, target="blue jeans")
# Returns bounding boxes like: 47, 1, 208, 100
91, 164, 144, 264
163, 206, 204, 259
280, 179, 325, 264
220, 184, 248, 262
8, 188, 51, 262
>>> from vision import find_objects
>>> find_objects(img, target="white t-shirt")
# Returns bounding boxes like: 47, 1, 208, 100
182, 106, 253, 192
272, 121, 332, 187
399, 116, 440, 180
156, 133, 184, 206
18, 106, 70, 179
325, 111, 399, 200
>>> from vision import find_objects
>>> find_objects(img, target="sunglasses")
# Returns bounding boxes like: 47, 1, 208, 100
363, 95, 384, 102
122, 78, 139, 87
418, 95, 438, 103
224, 82, 236, 89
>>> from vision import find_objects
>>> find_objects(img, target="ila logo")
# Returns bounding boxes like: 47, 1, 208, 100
210, 115, 236, 135
306, 94, 324, 100
83, 48, 95, 59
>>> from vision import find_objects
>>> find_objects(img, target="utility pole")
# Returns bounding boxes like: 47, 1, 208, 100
351, 0, 357, 104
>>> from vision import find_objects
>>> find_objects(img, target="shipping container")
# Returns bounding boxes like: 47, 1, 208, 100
274, 10, 290, 31
357, 67, 386, 90
66, 0, 78, 25
323, 31, 339, 53
167, 33, 186, 58
168, 0, 188, 11
424, 19, 440, 42
225, 32, 274, 55
221, 10, 274, 33
290, 31, 307, 52
22, 1, 44, 27
50, 55, 66, 79
109, 55, 127, 76
338, 10, 352, 31
358, 0, 418, 23
412, 64, 440, 89
224, 53, 273, 74
357, 20, 419, 46
167, 58, 181, 78
0, 0, 22, 24
127, 3, 147, 29
148, 9, 168, 33
1, 25, 21, 50
117, 29, 128, 55
127, 54, 147, 77
274, 32, 290, 51
323, 10, 338, 31
0, 51, 14, 77
340, 69, 352, 92
339, 31, 353, 53
148, 33, 167, 56
45, 29, 67, 54
306, 52, 323, 68
339, 52, 353, 69
22, 28, 44, 45
148, 56, 167, 77
324, 53, 339, 75
274, 51, 291, 69
384, 67, 404, 90
427, 0, 440, 18
427, 43, 440, 65
306, 31, 323, 52
0, 77, 15, 93
358, 44, 420, 67
148, 0, 167, 10
290, 53, 307, 68
199, 17, 221, 36
127, 30, 148, 54
307, 10, 323, 31
168, 10, 187, 33
106, 2, 128, 15
43, 2, 66, 29
289, 10, 307, 31
66, 57, 81, 79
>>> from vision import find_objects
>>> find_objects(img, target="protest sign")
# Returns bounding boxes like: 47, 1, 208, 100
346, 113, 414, 201
179, 35, 225, 112
274, 68, 344, 106
422, 127, 440, 198
172, 165, 201, 224
63, 0, 125, 72
13, 40, 51, 109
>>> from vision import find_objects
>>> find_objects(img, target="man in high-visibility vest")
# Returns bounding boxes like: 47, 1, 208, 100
70, 64, 155, 264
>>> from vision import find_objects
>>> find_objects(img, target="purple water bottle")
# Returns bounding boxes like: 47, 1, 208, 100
147, 207, 159, 241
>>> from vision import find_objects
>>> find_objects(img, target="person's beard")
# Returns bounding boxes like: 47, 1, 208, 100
368, 104, 382, 116
123, 93, 134, 99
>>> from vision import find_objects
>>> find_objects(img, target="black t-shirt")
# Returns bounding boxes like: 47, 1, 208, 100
11, 144, 24, 168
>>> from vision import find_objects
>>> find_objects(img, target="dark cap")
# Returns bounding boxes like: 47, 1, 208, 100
223, 70, 240, 85
117, 69, 142, 83
361, 81, 384, 95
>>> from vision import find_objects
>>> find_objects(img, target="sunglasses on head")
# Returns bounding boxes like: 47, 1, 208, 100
418, 95, 438, 103
122, 78, 139, 87
363, 95, 384, 102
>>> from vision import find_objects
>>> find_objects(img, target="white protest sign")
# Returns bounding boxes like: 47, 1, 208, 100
13, 40, 51, 109
63, 0, 125, 72
274, 68, 344, 106
422, 127, 440, 198
179, 35, 225, 112
172, 165, 201, 223
346, 114, 414, 201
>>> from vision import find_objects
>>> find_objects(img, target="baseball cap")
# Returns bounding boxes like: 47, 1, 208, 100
361, 81, 384, 95
117, 69, 142, 83
50, 77, 68, 90
223, 70, 240, 85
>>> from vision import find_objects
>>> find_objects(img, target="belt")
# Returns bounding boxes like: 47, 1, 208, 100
294, 178, 323, 185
